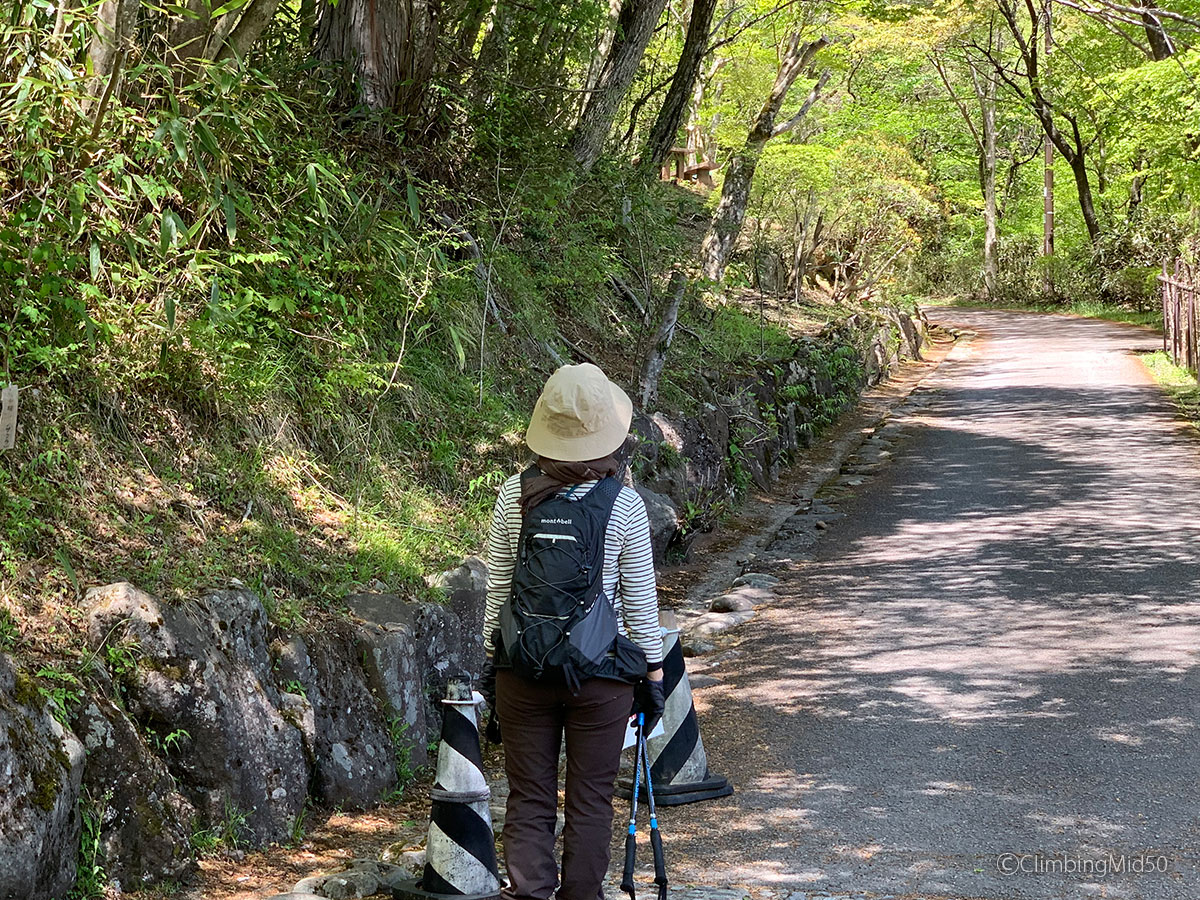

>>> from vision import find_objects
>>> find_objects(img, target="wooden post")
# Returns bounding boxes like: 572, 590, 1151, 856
1180, 260, 1188, 369
1162, 261, 1169, 355
1190, 262, 1198, 372
0, 385, 17, 451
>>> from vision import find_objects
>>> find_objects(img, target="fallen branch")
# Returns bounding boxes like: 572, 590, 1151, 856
560, 334, 599, 365
542, 341, 568, 367
437, 214, 509, 334
609, 274, 651, 326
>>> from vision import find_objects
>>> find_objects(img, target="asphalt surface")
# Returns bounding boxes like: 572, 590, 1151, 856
658, 310, 1200, 899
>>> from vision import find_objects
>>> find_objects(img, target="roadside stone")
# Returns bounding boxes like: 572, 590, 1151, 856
380, 845, 425, 874
710, 585, 771, 613
356, 622, 429, 769
305, 635, 398, 809
264, 894, 327, 900
428, 556, 489, 677
278, 690, 317, 764
710, 593, 753, 613
70, 684, 197, 890
323, 872, 379, 899
688, 673, 720, 688
681, 637, 716, 657
342, 859, 409, 891
636, 487, 681, 564
841, 464, 880, 475
731, 573, 779, 589
293, 866, 382, 898
345, 593, 478, 738
687, 609, 756, 638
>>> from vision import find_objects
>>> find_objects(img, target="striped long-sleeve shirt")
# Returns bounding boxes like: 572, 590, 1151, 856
483, 473, 664, 667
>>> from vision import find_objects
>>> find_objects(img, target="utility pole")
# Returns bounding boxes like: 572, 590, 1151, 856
1042, 0, 1054, 296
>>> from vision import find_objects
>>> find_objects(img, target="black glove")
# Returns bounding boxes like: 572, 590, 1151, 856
485, 711, 503, 745
480, 660, 497, 709
480, 661, 502, 745
632, 678, 665, 733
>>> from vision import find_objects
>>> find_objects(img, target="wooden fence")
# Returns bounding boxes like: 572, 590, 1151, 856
1161, 259, 1199, 371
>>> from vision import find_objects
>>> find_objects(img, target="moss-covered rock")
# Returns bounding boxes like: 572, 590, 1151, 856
71, 680, 197, 890
0, 653, 85, 900
84, 582, 309, 845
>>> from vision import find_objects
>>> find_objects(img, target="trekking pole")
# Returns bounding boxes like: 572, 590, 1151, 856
639, 719, 668, 900
620, 713, 644, 900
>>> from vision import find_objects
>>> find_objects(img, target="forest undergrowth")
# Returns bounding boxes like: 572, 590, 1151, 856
2, 0, 1197, 695
0, 46, 872, 679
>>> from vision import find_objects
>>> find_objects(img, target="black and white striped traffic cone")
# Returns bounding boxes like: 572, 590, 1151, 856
619, 625, 733, 807
394, 682, 501, 900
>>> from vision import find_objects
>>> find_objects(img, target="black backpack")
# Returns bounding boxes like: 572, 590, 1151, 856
494, 467, 648, 687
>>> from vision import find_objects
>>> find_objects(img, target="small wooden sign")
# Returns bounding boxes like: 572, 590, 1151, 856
0, 385, 17, 451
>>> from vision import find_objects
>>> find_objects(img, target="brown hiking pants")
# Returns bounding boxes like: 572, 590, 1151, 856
495, 669, 634, 900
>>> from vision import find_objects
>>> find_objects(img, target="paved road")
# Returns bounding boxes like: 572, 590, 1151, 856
658, 310, 1200, 899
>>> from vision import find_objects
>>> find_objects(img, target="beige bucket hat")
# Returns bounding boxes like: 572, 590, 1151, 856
525, 363, 634, 462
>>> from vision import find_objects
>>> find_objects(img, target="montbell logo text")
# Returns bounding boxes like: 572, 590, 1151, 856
538, 518, 574, 525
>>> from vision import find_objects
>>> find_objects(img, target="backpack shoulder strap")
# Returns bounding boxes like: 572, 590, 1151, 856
586, 476, 623, 524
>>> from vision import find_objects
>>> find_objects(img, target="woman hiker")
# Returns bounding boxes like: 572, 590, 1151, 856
480, 362, 666, 900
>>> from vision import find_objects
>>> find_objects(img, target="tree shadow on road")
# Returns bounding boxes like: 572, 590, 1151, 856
657, 383, 1200, 900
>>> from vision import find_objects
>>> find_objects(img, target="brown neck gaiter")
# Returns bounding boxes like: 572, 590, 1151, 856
519, 454, 622, 514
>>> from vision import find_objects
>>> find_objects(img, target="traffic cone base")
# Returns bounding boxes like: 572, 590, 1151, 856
628, 774, 733, 806
392, 880, 500, 900
617, 625, 733, 807
404, 683, 502, 900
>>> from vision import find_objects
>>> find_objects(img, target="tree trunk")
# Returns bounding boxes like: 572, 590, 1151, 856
991, 0, 1102, 246
968, 56, 999, 299
1129, 155, 1146, 216
217, 0, 283, 62
981, 110, 999, 299
53, 0, 74, 38
791, 187, 819, 302
1140, 0, 1175, 59
579, 0, 622, 107
702, 155, 754, 281
510, 2, 572, 89
569, 0, 672, 172
299, 0, 318, 46
699, 35, 828, 281
315, 0, 438, 118
684, 56, 723, 169
166, 0, 213, 69
468, 1, 514, 105
88, 0, 137, 89
1067, 148, 1101, 244
933, 48, 1001, 298
1039, 111, 1100, 244
446, 0, 490, 83
640, 0, 719, 171
640, 270, 687, 409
